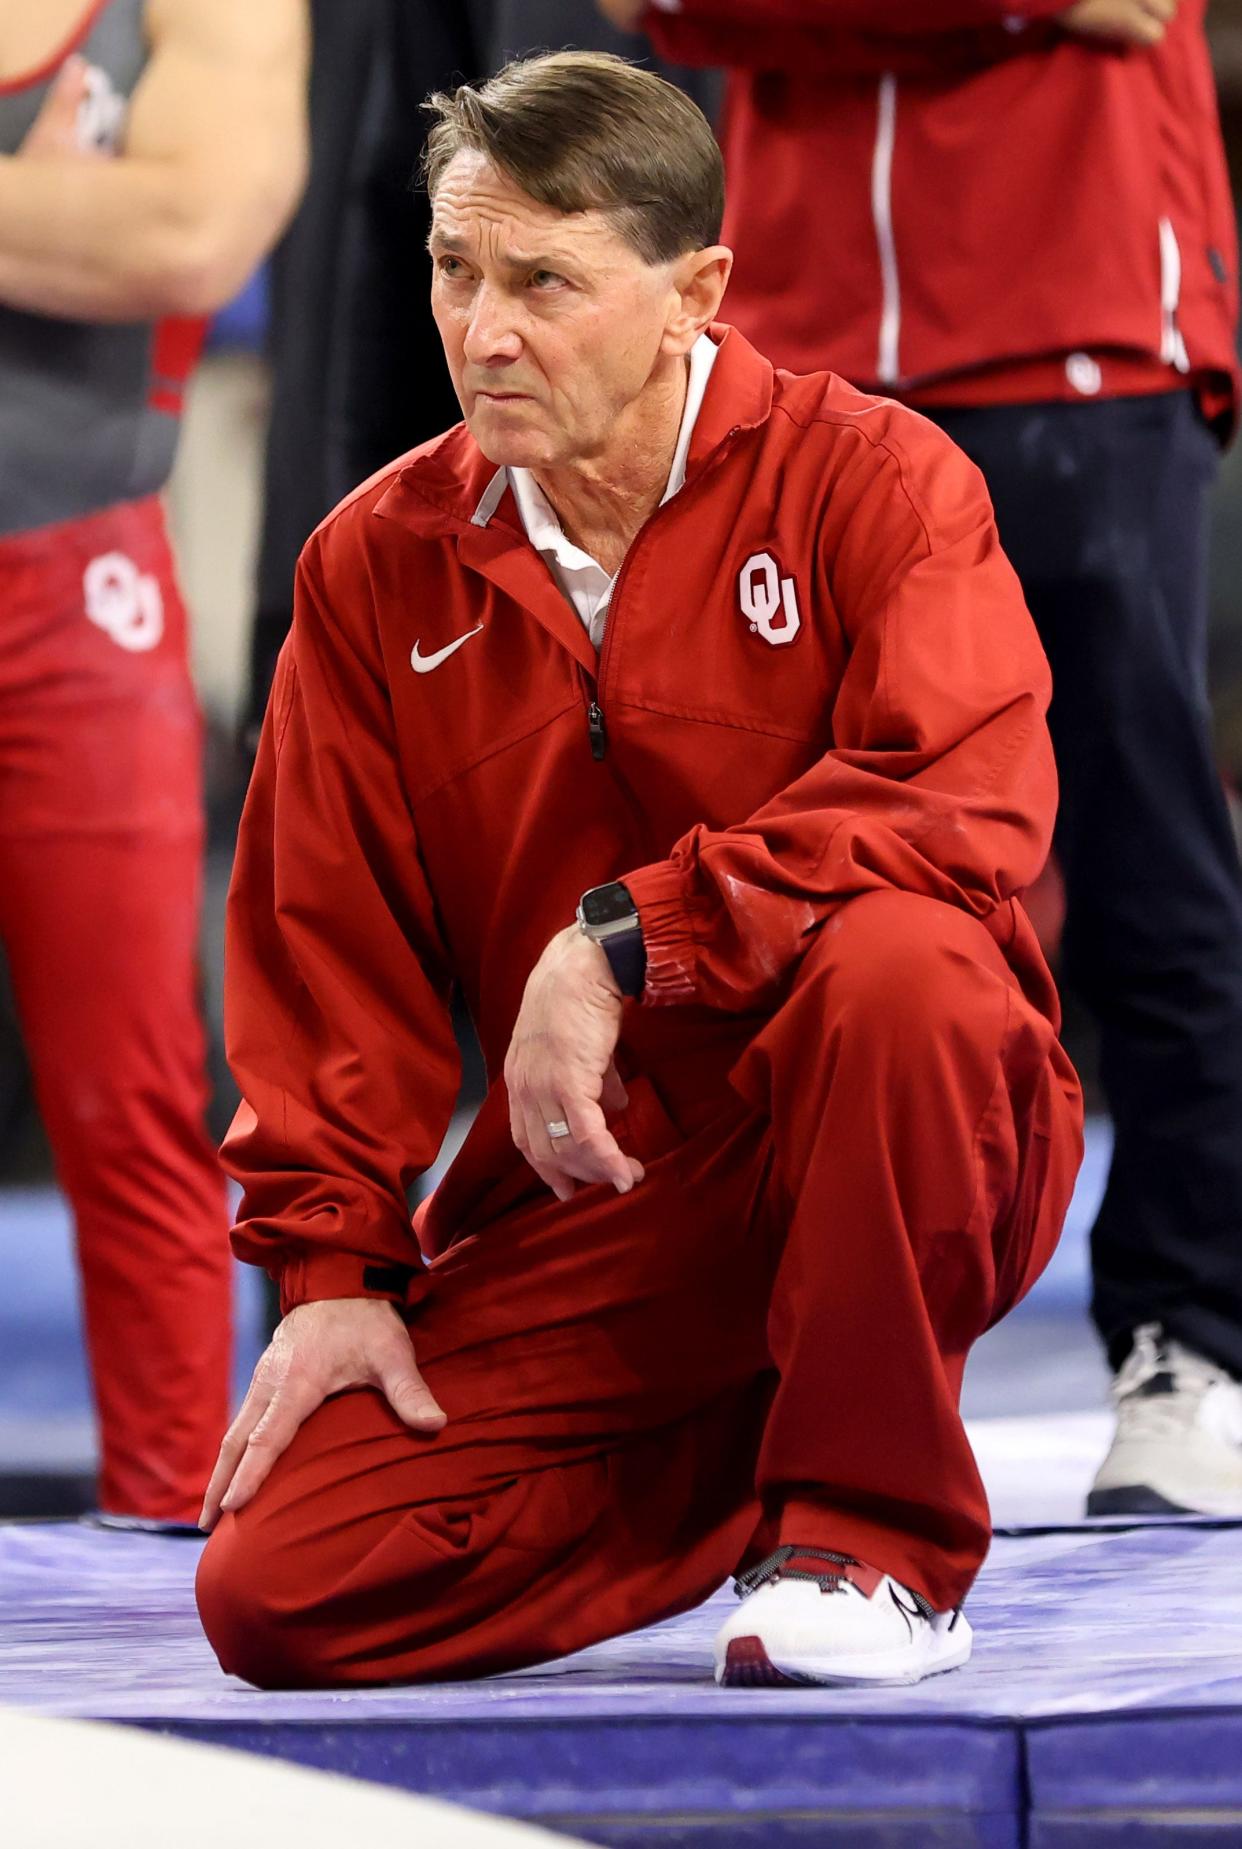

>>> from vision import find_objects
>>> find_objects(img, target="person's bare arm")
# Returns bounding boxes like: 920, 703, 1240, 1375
0, 0, 308, 321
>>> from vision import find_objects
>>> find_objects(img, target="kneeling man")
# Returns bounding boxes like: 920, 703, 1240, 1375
196, 51, 1083, 1689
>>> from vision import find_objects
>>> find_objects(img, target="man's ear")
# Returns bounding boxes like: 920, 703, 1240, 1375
662, 245, 733, 355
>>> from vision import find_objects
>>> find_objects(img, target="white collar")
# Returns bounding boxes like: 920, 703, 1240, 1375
663, 328, 718, 503
504, 332, 719, 562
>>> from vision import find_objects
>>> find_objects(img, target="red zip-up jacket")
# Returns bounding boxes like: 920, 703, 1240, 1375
223, 325, 1062, 1310
646, 1, 1239, 425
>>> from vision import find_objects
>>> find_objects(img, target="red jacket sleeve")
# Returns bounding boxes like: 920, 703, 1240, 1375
623, 431, 1056, 1013
645, 1, 1062, 73
647, 0, 1065, 30
221, 528, 460, 1312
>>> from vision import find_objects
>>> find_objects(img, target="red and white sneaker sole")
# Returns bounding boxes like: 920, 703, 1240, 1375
716, 1626, 973, 1688
718, 1637, 809, 1687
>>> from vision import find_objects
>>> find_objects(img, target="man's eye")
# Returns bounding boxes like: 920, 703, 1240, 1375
529, 270, 565, 290
438, 256, 466, 278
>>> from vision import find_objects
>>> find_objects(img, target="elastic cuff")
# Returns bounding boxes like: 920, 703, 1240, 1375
277, 1249, 420, 1317
622, 859, 703, 1006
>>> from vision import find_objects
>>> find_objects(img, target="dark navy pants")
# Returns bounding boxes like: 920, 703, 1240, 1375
926, 391, 1242, 1374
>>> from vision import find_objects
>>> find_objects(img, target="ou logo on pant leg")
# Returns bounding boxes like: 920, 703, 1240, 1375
83, 552, 165, 653
739, 552, 801, 646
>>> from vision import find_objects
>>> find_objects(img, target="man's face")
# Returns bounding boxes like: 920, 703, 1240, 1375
429, 151, 681, 471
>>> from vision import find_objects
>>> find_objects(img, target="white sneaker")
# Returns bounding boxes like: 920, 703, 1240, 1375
713, 1546, 972, 1688
1087, 1323, 1242, 1517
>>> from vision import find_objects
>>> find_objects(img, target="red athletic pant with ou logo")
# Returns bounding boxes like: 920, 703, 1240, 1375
197, 891, 1083, 1689
0, 495, 231, 1520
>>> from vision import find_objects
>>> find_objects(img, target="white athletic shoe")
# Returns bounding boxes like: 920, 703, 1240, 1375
713, 1546, 972, 1688
1087, 1323, 1242, 1517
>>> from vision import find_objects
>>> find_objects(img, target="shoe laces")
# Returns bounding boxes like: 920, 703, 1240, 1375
1114, 1323, 1242, 1446
732, 1544, 935, 1620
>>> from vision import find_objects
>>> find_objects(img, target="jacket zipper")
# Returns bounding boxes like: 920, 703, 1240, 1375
1158, 216, 1190, 373
871, 73, 901, 387
584, 681, 607, 759
579, 639, 611, 758
550, 423, 742, 758
575, 425, 744, 761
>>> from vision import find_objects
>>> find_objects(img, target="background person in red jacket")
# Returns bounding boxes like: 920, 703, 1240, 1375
620, 0, 1242, 1517
195, 52, 1082, 1690
0, 0, 307, 1525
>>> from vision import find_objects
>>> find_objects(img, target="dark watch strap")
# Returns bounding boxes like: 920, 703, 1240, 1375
601, 927, 646, 999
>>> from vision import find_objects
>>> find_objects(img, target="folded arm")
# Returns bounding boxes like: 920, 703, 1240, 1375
624, 431, 1057, 1013
0, 0, 308, 320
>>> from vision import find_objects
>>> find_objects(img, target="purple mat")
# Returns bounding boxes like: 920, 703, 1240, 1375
2, 1521, 1241, 1848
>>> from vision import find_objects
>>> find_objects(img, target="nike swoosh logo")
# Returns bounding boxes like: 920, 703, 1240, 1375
410, 623, 485, 674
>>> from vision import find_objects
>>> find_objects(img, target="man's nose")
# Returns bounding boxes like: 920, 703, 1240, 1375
462, 285, 522, 367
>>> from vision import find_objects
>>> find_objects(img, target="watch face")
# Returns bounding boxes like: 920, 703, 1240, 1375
581, 882, 635, 928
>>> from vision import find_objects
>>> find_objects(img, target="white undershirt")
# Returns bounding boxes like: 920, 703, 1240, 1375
507, 333, 719, 651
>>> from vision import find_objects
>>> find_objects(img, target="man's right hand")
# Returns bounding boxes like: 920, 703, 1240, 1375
1060, 0, 1179, 47
198, 1297, 446, 1531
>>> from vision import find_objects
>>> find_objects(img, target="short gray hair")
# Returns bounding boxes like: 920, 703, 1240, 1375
423, 51, 724, 265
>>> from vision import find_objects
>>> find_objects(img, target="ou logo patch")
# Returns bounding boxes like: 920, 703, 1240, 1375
739, 552, 801, 647
83, 552, 165, 653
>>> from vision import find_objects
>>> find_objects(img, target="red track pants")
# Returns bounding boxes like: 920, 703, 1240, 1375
0, 498, 231, 1520
197, 890, 1082, 1687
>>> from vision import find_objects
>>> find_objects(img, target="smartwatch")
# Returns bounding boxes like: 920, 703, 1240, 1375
577, 881, 646, 998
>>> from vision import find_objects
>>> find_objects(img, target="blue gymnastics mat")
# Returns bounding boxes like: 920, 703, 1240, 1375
3, 1519, 1241, 1847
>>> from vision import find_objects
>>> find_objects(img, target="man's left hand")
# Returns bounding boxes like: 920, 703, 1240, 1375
505, 925, 644, 1202
596, 0, 649, 33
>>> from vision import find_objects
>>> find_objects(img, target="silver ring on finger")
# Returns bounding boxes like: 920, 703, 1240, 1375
546, 1119, 572, 1140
